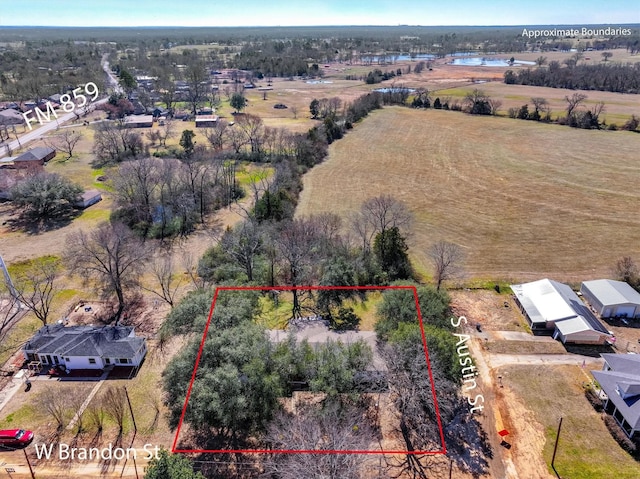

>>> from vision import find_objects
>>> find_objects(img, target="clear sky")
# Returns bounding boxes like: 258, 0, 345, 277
0, 0, 638, 27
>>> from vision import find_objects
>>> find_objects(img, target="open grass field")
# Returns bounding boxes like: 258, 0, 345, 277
434, 81, 640, 125
296, 106, 640, 283
504, 364, 640, 478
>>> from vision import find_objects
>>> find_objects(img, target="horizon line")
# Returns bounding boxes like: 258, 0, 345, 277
1, 23, 639, 29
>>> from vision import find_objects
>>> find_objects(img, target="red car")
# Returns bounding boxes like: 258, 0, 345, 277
0, 429, 34, 448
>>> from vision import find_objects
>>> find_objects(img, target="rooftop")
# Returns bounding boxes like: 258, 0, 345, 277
593, 353, 640, 428
582, 279, 640, 306
24, 324, 144, 359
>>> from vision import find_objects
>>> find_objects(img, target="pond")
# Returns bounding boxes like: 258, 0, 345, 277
373, 87, 416, 93
451, 57, 536, 67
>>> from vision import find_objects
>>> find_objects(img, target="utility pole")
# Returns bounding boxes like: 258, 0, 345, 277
24, 449, 36, 479
123, 386, 137, 433
0, 254, 19, 303
551, 416, 563, 478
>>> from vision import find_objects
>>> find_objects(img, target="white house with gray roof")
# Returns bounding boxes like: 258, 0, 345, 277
592, 353, 640, 439
511, 279, 611, 344
581, 279, 640, 320
23, 324, 146, 371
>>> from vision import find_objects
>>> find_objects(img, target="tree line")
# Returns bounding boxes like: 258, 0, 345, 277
504, 62, 640, 94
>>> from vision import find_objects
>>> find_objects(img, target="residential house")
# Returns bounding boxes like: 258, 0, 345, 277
23, 324, 147, 371
592, 353, 640, 439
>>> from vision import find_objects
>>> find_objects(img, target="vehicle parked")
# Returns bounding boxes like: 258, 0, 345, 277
0, 429, 34, 448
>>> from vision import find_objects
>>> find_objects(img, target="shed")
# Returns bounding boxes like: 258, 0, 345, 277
75, 189, 102, 209
195, 115, 219, 128
124, 115, 153, 128
14, 146, 56, 166
581, 279, 640, 319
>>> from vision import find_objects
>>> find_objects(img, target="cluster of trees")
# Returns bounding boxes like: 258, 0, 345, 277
0, 40, 105, 104
375, 287, 491, 477
198, 194, 414, 321
109, 149, 240, 238
504, 62, 640, 94
364, 68, 403, 84
162, 297, 373, 451
508, 96, 552, 122
462, 89, 502, 116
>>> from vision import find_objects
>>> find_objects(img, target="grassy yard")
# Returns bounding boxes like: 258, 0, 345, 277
505, 364, 640, 478
296, 106, 640, 283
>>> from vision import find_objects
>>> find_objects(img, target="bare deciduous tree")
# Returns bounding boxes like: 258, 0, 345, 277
428, 240, 465, 291
38, 391, 69, 432
141, 252, 184, 307
220, 218, 262, 282
276, 218, 322, 318
0, 292, 22, 350
45, 130, 83, 160
102, 386, 128, 435
614, 256, 639, 288
564, 92, 588, 118
12, 256, 61, 325
65, 223, 150, 324
203, 121, 228, 151
355, 195, 413, 251
264, 400, 379, 479
87, 402, 107, 435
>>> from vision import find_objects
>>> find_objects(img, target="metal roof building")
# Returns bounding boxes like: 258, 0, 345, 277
592, 353, 640, 439
581, 279, 640, 319
511, 279, 611, 344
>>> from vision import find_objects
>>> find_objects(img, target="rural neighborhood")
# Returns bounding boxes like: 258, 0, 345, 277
0, 2, 639, 478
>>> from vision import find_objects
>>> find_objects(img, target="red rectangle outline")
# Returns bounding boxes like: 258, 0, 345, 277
171, 285, 447, 455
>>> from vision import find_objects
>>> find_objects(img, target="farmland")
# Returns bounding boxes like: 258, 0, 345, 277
297, 106, 640, 283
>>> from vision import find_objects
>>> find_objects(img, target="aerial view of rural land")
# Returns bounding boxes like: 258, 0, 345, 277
0, 0, 639, 477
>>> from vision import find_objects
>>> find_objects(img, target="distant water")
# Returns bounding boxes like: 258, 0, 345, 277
374, 87, 417, 93
452, 57, 536, 67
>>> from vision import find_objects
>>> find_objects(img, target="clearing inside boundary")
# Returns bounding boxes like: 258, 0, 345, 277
296, 106, 640, 282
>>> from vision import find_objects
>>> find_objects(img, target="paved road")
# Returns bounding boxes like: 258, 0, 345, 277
486, 353, 604, 368
0, 54, 119, 158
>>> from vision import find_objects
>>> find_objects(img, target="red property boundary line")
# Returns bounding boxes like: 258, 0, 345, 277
171, 285, 447, 455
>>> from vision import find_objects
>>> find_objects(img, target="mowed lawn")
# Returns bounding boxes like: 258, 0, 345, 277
506, 365, 640, 479
296, 107, 640, 282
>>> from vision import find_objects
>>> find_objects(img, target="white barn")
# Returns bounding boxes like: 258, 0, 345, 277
581, 279, 640, 319
511, 279, 611, 345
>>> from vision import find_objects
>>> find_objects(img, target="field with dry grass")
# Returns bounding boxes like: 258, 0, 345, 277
297, 106, 640, 283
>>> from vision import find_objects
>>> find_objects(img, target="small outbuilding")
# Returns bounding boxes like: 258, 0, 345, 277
124, 115, 153, 128
75, 189, 102, 209
581, 279, 640, 319
195, 115, 219, 128
14, 146, 56, 167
